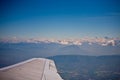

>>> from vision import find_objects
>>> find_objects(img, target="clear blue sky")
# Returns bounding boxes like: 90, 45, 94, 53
0, 0, 120, 39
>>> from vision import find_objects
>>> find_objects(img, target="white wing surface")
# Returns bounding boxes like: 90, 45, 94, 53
0, 58, 63, 80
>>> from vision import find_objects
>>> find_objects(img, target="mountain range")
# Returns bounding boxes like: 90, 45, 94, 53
0, 41, 120, 68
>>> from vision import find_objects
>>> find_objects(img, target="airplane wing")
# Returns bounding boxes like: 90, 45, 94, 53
0, 58, 63, 80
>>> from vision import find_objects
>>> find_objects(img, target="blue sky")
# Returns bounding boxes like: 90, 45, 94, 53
0, 0, 120, 40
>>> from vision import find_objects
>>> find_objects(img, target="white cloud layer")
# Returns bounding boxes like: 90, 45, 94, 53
0, 37, 120, 46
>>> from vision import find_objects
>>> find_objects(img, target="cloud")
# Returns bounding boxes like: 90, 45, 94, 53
0, 37, 120, 46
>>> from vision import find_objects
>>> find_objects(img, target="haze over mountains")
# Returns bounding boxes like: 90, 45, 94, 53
0, 37, 120, 57
0, 37, 120, 67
